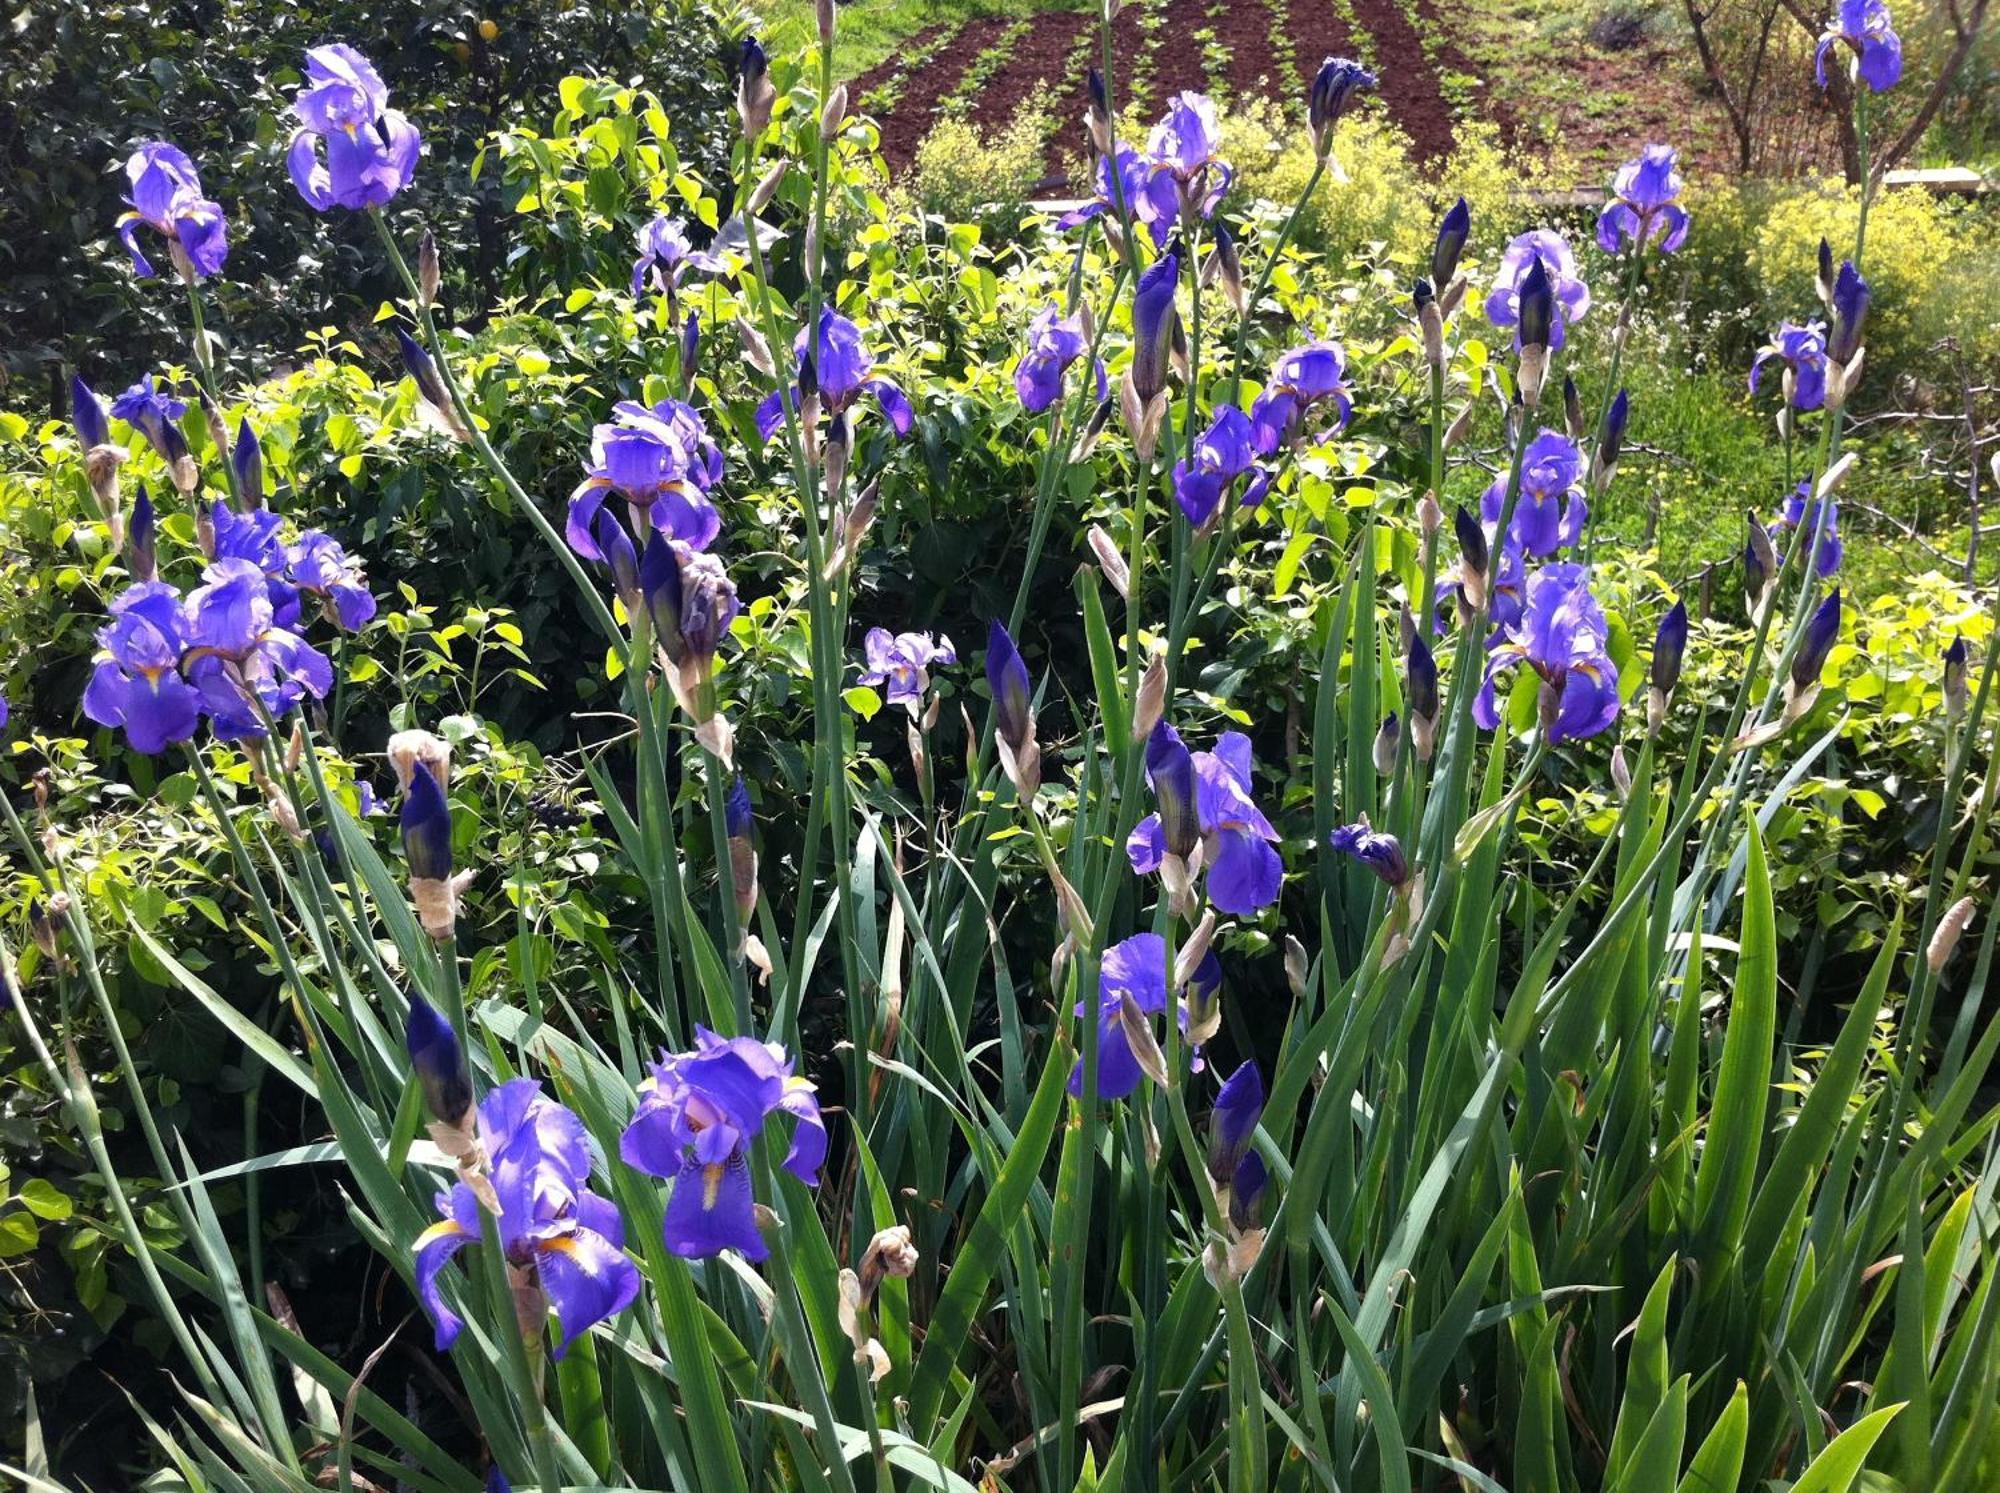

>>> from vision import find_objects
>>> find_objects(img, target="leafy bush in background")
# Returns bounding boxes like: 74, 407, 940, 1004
0, 0, 739, 404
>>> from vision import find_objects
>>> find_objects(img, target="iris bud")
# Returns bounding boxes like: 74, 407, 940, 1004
396, 329, 469, 441
1085, 67, 1114, 156
1943, 634, 1968, 723
1816, 237, 1836, 307
405, 993, 472, 1126
1373, 711, 1401, 775
1595, 388, 1629, 491
1129, 253, 1180, 405
593, 510, 642, 617
986, 620, 1034, 753
233, 418, 265, 509
1515, 259, 1553, 409
127, 485, 158, 583
681, 311, 701, 382
1826, 260, 1870, 368
677, 551, 738, 665
1562, 375, 1585, 442
737, 38, 775, 138
1651, 600, 1688, 697
725, 776, 753, 839
1407, 633, 1439, 760
1648, 599, 1688, 735
1430, 197, 1470, 289
72, 375, 110, 451
1454, 504, 1489, 609
1744, 516, 1776, 615
418, 229, 440, 310
1791, 589, 1842, 692
402, 767, 454, 883
641, 532, 686, 663
1146, 723, 1200, 861
1227, 1150, 1268, 1234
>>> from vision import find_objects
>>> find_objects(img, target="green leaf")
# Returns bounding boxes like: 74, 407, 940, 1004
1788, 1404, 1904, 1493
18, 1179, 71, 1221
1677, 1381, 1747, 1493
1693, 816, 1776, 1261
843, 685, 882, 721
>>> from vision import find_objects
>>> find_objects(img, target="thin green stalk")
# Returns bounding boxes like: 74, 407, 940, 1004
1, 935, 226, 1404
184, 278, 243, 509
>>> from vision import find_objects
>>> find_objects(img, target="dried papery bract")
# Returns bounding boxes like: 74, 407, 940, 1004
1088, 525, 1131, 599
1928, 896, 1976, 972
388, 728, 452, 791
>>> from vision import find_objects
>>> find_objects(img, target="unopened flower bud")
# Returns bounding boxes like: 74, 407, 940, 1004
1927, 896, 1977, 972
820, 82, 848, 138
1373, 711, 1401, 774
1430, 197, 1470, 289
1133, 655, 1168, 739
737, 38, 776, 138
418, 229, 441, 310
233, 418, 265, 509
1562, 375, 1585, 442
1454, 505, 1489, 610
1283, 935, 1309, 1001
1088, 524, 1130, 599
405, 993, 472, 1125
1943, 634, 1968, 724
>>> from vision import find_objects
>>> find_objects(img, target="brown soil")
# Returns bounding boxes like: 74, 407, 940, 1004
1342, 0, 1461, 161
1146, 0, 1223, 100
962, 11, 1095, 140
850, 22, 956, 107
1217, 0, 1287, 106
872, 17, 1015, 172
1283, 0, 1360, 104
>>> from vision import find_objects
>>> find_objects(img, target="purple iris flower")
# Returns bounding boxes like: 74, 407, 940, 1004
1128, 730, 1283, 915
287, 45, 421, 212
1144, 92, 1232, 229
1481, 430, 1587, 558
1056, 149, 1172, 250
859, 629, 956, 707
1206, 1060, 1263, 1184
725, 776, 752, 838
1489, 541, 1529, 631
1484, 231, 1591, 350
1826, 260, 1870, 367
631, 214, 726, 300
181, 559, 334, 741
1248, 341, 1353, 456
81, 582, 203, 754
1750, 322, 1829, 411
568, 400, 724, 563
1067, 932, 1223, 1100
755, 310, 913, 443
1817, 0, 1902, 91
1173, 406, 1271, 527
288, 532, 378, 630
1474, 562, 1622, 743
1773, 481, 1843, 577
1308, 58, 1377, 155
1015, 307, 1104, 414
210, 501, 292, 597
414, 1079, 640, 1358
618, 1029, 825, 1261
110, 375, 191, 469
1596, 145, 1689, 256
117, 143, 228, 281
1328, 822, 1410, 887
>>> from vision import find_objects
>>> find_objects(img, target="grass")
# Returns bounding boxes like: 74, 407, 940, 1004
753, 0, 1090, 81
